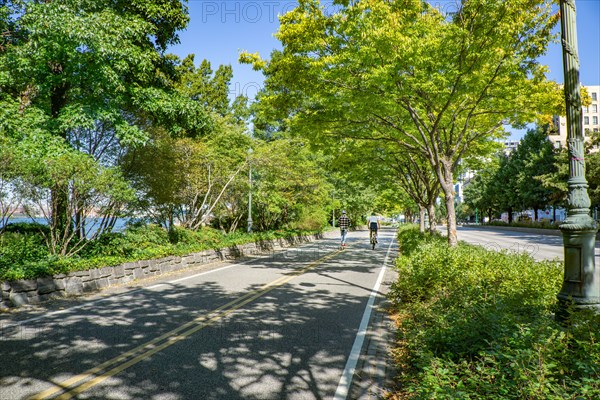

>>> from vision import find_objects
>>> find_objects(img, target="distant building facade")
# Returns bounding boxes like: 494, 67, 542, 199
552, 84, 600, 148
503, 139, 520, 154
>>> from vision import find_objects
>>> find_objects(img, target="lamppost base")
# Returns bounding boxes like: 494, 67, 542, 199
555, 296, 600, 325
556, 227, 600, 324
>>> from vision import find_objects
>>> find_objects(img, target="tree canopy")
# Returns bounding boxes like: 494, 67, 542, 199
242, 0, 563, 245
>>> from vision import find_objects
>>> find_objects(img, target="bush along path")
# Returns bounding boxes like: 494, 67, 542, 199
386, 226, 600, 399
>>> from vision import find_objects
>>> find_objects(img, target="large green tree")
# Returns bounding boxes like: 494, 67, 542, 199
0, 0, 209, 241
243, 0, 562, 246
122, 52, 254, 232
512, 126, 557, 221
251, 138, 332, 231
463, 156, 501, 223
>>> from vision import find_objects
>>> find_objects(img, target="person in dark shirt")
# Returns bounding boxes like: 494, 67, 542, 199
338, 210, 350, 248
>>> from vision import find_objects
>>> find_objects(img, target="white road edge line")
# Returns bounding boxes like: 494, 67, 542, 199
333, 232, 396, 400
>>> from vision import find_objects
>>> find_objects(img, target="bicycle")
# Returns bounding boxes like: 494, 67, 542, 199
369, 229, 377, 250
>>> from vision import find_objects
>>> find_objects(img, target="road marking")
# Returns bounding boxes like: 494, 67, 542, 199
333, 232, 396, 400
30, 248, 341, 400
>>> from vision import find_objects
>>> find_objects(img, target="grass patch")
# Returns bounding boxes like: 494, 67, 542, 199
387, 226, 600, 399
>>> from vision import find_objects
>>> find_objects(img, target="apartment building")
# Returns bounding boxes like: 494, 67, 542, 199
552, 84, 600, 148
503, 140, 520, 154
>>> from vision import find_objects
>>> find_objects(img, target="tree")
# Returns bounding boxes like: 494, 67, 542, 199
537, 146, 569, 219
494, 152, 523, 223
251, 138, 332, 231
353, 139, 440, 232
15, 134, 134, 255
0, 134, 24, 232
123, 123, 251, 231
463, 157, 501, 222
175, 55, 249, 120
0, 0, 209, 242
585, 151, 600, 211
512, 126, 557, 221
385, 150, 440, 233
243, 0, 562, 246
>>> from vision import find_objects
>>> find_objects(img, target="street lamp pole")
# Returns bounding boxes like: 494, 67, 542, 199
247, 148, 253, 233
557, 0, 600, 320
332, 192, 335, 228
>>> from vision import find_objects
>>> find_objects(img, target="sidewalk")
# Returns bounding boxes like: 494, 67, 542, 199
348, 264, 399, 399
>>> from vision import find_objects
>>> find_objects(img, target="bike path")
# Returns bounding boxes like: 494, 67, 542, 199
0, 228, 398, 399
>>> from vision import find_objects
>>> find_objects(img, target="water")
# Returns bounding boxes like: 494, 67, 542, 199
1, 216, 129, 234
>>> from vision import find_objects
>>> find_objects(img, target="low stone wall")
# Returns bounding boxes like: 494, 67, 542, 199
1, 232, 334, 309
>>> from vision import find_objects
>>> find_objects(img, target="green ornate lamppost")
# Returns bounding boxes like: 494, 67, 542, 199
557, 0, 600, 320
247, 148, 253, 233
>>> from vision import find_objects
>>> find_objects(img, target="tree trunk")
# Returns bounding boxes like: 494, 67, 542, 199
533, 206, 539, 221
51, 184, 70, 250
419, 206, 425, 233
488, 208, 492, 223
437, 161, 458, 246
443, 192, 458, 246
508, 207, 514, 223
427, 202, 436, 234
50, 79, 70, 243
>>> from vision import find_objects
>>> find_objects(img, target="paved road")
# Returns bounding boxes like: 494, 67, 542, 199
437, 225, 570, 261
452, 225, 564, 261
0, 228, 397, 400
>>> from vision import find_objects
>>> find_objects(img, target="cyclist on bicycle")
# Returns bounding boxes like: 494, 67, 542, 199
367, 212, 380, 244
338, 210, 350, 248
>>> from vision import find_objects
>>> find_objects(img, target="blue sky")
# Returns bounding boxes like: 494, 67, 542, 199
170, 0, 600, 138
538, 1, 600, 86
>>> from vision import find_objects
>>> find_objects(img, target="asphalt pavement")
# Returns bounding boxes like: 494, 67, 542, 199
0, 228, 398, 400
432, 225, 565, 261
435, 224, 600, 263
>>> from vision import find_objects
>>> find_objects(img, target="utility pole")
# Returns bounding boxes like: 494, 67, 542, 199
557, 0, 600, 321
332, 192, 335, 228
247, 148, 253, 233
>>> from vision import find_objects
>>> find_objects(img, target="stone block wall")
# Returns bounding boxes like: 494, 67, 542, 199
0, 232, 332, 309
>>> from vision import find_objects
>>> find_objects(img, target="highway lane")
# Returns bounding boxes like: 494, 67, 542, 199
438, 225, 572, 261
455, 225, 564, 261
0, 228, 397, 400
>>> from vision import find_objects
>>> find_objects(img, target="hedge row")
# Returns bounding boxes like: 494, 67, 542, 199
0, 223, 322, 281
388, 227, 600, 399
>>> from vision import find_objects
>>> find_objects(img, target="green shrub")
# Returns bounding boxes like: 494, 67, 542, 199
0, 230, 51, 280
389, 227, 600, 399
395, 224, 445, 256
81, 224, 171, 258
0, 224, 321, 281
2, 221, 50, 236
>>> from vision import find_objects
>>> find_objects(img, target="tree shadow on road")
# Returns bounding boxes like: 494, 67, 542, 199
0, 233, 397, 400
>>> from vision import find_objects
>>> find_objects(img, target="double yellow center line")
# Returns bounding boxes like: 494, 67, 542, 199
30, 249, 341, 400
